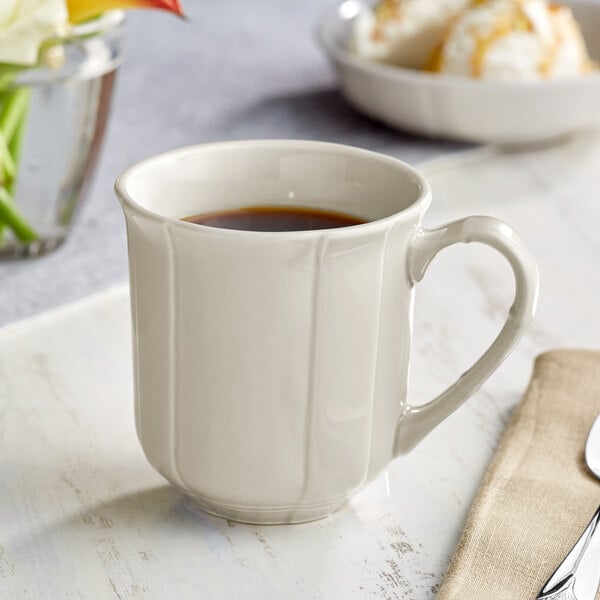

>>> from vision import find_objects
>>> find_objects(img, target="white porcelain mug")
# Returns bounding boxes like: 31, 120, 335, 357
115, 140, 538, 524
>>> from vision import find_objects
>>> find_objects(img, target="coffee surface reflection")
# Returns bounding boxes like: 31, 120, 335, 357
182, 205, 366, 232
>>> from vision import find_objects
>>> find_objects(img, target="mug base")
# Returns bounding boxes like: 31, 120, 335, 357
187, 493, 348, 525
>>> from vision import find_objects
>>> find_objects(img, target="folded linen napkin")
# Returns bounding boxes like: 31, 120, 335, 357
437, 350, 600, 600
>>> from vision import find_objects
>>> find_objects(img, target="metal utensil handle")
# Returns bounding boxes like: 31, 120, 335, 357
538, 576, 578, 600
537, 505, 600, 600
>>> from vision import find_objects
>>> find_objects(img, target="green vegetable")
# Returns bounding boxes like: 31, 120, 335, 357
0, 75, 37, 246
0, 187, 37, 242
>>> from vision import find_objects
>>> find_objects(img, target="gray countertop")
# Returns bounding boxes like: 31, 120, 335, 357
0, 0, 467, 326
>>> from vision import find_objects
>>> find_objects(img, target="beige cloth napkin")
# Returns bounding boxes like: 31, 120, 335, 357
437, 350, 600, 600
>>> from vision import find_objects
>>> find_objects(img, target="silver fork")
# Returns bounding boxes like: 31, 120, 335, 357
537, 415, 600, 600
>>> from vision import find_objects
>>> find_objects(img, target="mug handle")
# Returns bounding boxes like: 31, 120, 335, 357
395, 216, 539, 455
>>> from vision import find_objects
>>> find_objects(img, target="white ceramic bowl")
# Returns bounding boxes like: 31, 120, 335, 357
317, 0, 600, 144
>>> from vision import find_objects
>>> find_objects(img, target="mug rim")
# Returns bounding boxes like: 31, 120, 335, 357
114, 139, 432, 238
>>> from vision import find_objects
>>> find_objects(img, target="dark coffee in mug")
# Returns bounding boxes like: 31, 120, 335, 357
182, 205, 365, 232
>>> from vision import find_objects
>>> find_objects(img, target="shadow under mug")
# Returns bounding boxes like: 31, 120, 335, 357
115, 140, 538, 524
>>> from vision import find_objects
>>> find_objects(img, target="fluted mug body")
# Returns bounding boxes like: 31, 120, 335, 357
116, 141, 538, 524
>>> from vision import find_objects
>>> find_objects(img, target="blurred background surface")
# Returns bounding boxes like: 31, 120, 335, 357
0, 0, 467, 326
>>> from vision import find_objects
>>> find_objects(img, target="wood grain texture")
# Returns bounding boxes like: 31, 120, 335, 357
1, 132, 600, 599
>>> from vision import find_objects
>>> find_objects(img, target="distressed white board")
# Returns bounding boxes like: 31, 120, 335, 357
1, 132, 600, 599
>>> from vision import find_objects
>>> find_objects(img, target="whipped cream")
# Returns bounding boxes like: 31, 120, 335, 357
436, 0, 592, 80
354, 0, 593, 80
353, 0, 471, 69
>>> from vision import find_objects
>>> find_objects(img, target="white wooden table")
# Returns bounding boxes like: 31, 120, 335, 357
1, 133, 599, 599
